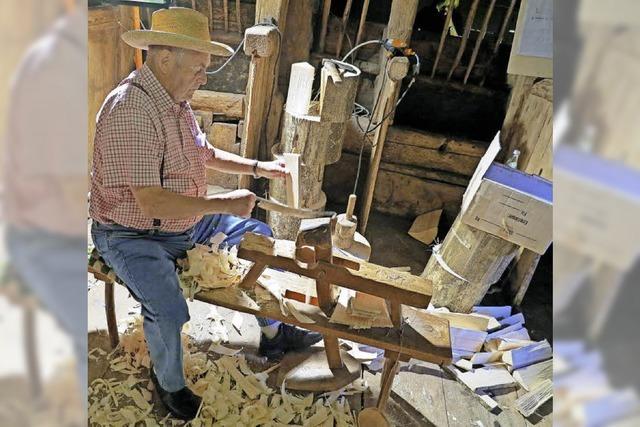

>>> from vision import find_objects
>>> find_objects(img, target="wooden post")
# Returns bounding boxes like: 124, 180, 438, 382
431, 4, 454, 78
235, 0, 242, 33
447, 0, 480, 81
223, 0, 229, 32
359, 56, 409, 233
509, 248, 541, 306
239, 24, 280, 189
463, 0, 496, 85
318, 0, 331, 53
255, 0, 289, 29
359, 0, 418, 232
421, 215, 519, 313
335, 0, 354, 58
105, 281, 120, 349
377, 352, 400, 410
355, 0, 371, 47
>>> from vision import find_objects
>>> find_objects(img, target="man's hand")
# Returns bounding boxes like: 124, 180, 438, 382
257, 159, 288, 179
213, 189, 257, 218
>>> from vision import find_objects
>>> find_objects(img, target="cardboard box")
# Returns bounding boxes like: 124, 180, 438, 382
460, 134, 553, 254
554, 146, 640, 270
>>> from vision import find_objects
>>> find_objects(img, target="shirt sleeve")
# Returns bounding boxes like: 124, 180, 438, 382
98, 106, 163, 188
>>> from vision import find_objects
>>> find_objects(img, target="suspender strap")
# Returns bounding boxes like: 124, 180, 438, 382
129, 82, 164, 229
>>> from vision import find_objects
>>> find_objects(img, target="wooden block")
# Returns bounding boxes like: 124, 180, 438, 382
243, 24, 279, 57
472, 305, 512, 320
485, 329, 531, 351
408, 209, 442, 245
283, 153, 300, 208
285, 62, 315, 116
209, 122, 239, 153
499, 312, 525, 327
477, 391, 500, 411
450, 327, 488, 352
387, 56, 409, 81
514, 379, 553, 417
495, 338, 535, 352
512, 359, 553, 391
452, 349, 475, 362
502, 340, 552, 370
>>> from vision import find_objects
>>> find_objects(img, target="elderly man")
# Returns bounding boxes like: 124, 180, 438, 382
89, 8, 321, 420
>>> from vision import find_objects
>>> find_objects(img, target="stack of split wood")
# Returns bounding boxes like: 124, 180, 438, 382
432, 305, 552, 417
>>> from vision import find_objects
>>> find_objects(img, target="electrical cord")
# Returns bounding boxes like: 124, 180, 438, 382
341, 40, 384, 63
206, 37, 246, 75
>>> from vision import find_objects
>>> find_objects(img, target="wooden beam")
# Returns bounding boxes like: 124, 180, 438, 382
431, 4, 453, 78
509, 248, 541, 306
447, 0, 480, 81
355, 0, 370, 47
235, 0, 242, 33
335, 0, 353, 58
464, 0, 496, 85
254, 0, 289, 29
239, 24, 280, 189
360, 0, 419, 232
223, 0, 229, 32
318, 0, 331, 53
190, 90, 244, 118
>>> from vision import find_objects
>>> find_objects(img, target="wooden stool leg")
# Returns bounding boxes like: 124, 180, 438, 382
105, 281, 119, 349
323, 335, 344, 369
239, 261, 267, 289
377, 354, 400, 411
24, 306, 43, 401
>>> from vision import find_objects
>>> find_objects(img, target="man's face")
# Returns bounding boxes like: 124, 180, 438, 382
168, 49, 210, 103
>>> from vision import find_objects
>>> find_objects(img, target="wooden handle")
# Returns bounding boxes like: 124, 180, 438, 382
346, 194, 357, 219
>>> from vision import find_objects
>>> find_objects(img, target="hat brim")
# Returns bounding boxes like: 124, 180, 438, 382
122, 30, 233, 57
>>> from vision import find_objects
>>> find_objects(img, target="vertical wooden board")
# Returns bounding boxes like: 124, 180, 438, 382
283, 153, 300, 208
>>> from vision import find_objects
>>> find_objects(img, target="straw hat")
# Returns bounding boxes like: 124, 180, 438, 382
122, 7, 233, 57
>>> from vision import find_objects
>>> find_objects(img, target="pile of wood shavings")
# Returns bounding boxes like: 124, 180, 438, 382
89, 317, 359, 426
179, 244, 247, 300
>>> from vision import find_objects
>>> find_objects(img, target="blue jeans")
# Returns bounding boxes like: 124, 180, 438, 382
6, 226, 87, 406
91, 214, 279, 392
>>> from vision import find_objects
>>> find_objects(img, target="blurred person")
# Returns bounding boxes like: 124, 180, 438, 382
89, 7, 322, 420
1, 0, 88, 423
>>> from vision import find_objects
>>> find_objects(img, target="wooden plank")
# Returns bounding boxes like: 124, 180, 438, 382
428, 311, 498, 331
197, 286, 452, 364
500, 313, 526, 328
449, 366, 517, 393
472, 305, 512, 319
209, 122, 238, 153
239, 24, 280, 189
254, 0, 289, 29
190, 90, 244, 118
283, 153, 300, 208
447, 0, 480, 80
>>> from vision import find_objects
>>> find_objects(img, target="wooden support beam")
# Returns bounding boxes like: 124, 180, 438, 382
235, 0, 242, 33
509, 248, 541, 306
190, 90, 244, 118
239, 24, 280, 189
377, 352, 400, 411
335, 0, 354, 58
447, 0, 480, 81
431, 4, 453, 78
318, 0, 332, 53
359, 56, 409, 233
223, 0, 229, 32
355, 0, 371, 47
464, 0, 496, 85
255, 0, 289, 29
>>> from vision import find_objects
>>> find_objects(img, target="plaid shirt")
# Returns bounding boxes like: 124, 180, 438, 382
89, 65, 214, 232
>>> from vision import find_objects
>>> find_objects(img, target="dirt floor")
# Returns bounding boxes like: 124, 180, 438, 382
88, 210, 553, 426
